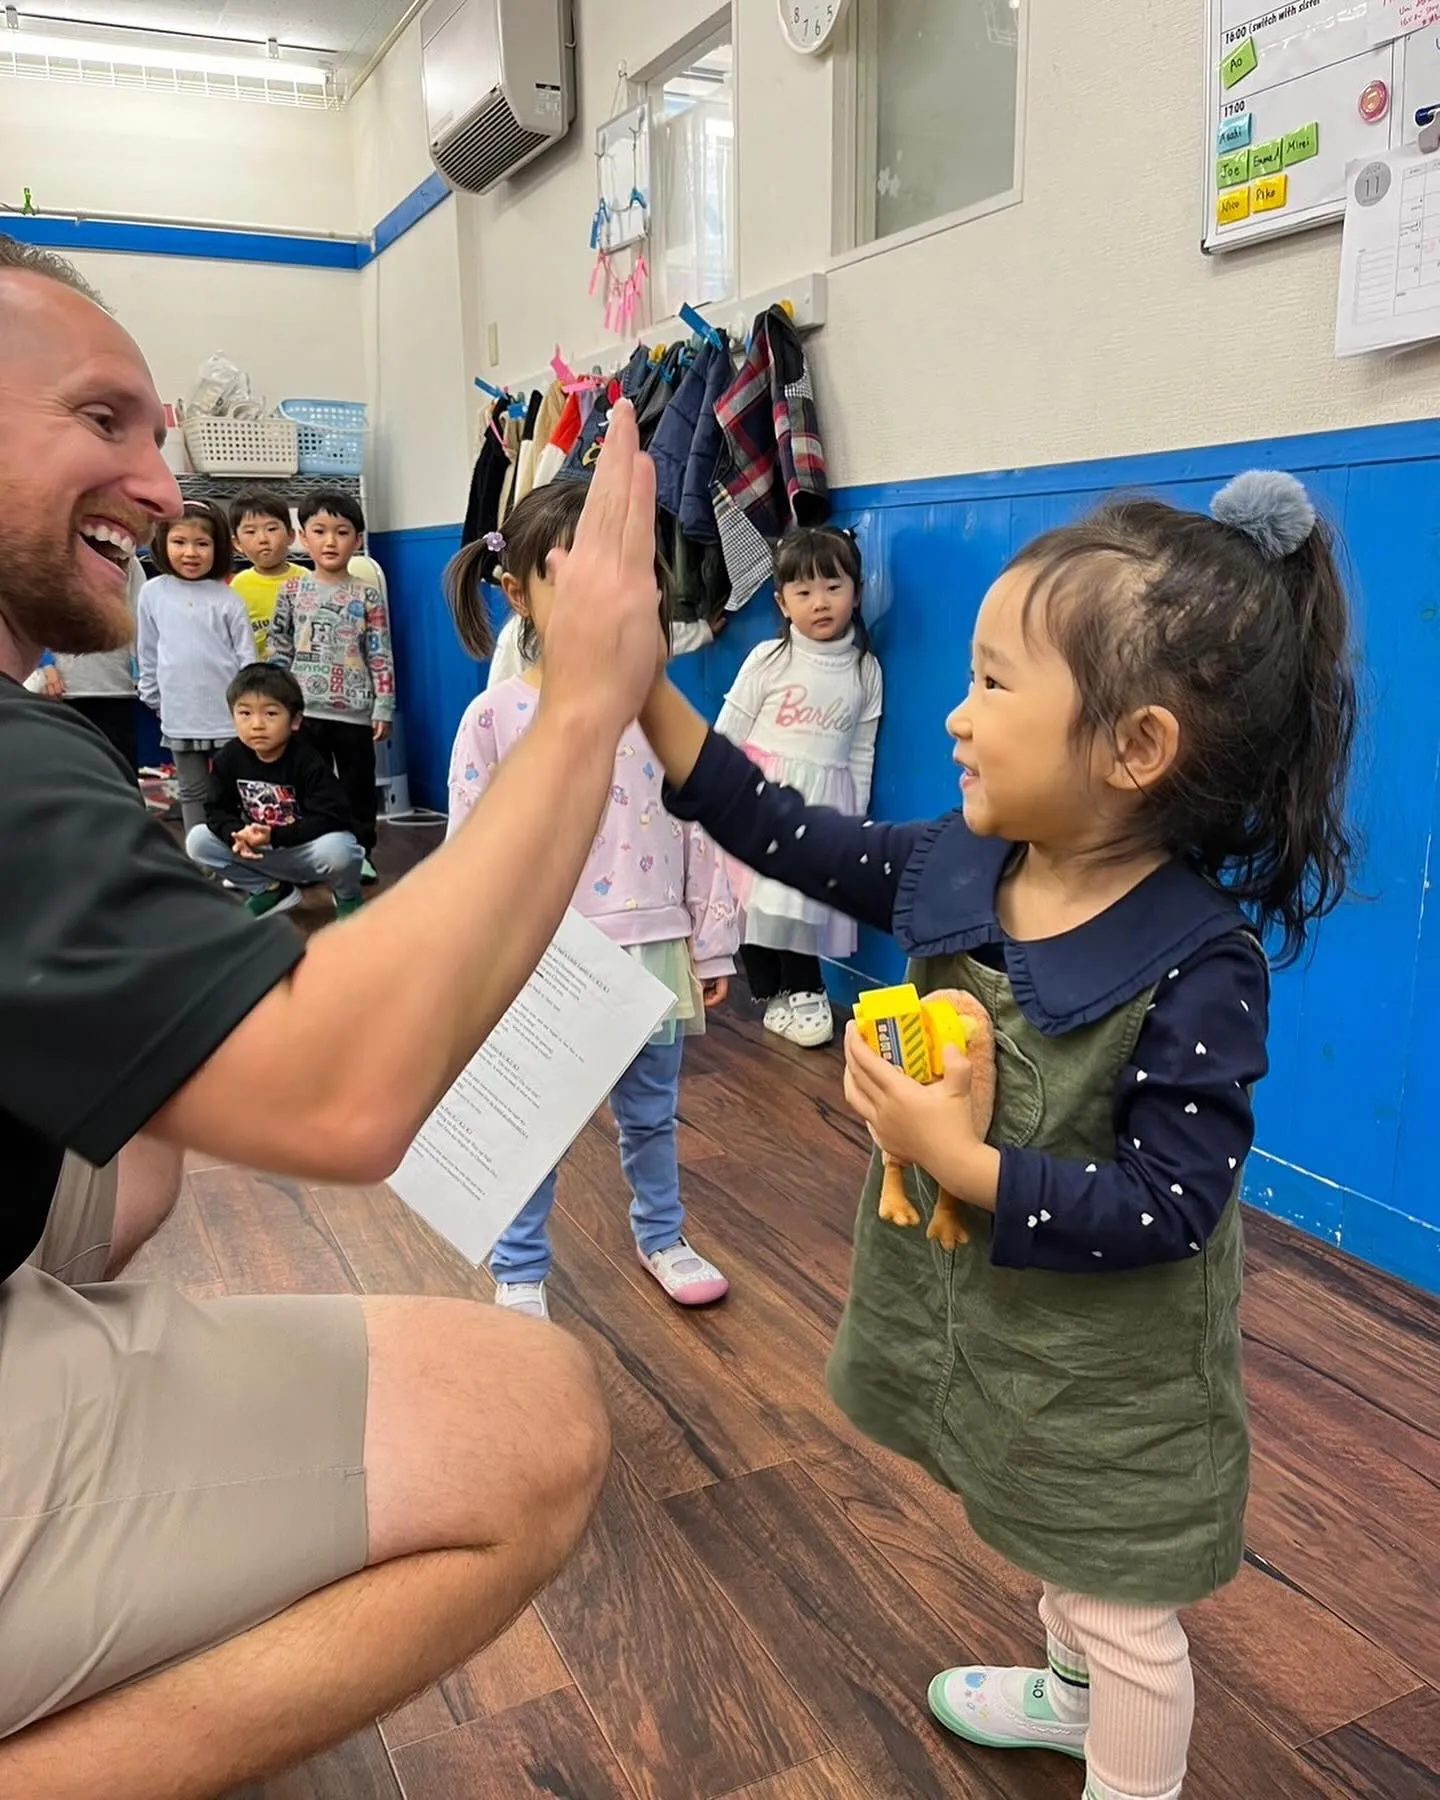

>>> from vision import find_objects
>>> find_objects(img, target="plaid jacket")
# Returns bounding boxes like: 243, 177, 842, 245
714, 306, 830, 538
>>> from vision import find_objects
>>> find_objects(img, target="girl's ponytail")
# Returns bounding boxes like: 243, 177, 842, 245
1258, 514, 1358, 956
443, 538, 497, 662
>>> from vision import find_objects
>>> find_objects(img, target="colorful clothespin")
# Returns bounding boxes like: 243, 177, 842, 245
620, 255, 649, 334
678, 302, 726, 353
473, 376, 504, 399
603, 272, 624, 334
21, 186, 35, 216
589, 197, 611, 251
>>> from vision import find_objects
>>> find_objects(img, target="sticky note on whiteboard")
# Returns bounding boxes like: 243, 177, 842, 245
1217, 188, 1252, 227
1217, 113, 1253, 153
1282, 122, 1319, 165
1251, 139, 1285, 176
1217, 149, 1252, 188
1252, 174, 1289, 213
1221, 38, 1258, 89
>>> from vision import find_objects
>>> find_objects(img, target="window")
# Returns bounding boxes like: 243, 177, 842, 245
648, 31, 736, 318
843, 0, 1023, 255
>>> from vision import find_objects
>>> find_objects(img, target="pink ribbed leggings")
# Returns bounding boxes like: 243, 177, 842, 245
1040, 1586, 1195, 1800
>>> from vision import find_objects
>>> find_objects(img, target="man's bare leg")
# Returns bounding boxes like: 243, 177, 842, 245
0, 1296, 611, 1800
106, 1133, 184, 1274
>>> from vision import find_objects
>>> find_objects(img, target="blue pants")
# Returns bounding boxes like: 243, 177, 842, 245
490, 1035, 686, 1286
185, 824, 365, 902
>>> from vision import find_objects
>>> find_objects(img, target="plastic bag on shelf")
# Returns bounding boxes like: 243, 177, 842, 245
189, 352, 267, 419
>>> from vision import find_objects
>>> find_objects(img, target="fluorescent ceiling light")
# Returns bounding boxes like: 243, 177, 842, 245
3, 30, 330, 86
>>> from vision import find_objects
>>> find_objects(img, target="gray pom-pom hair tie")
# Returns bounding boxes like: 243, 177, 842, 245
1209, 469, 1316, 560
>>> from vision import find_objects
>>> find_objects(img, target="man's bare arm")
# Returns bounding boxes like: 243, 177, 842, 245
150, 402, 663, 1181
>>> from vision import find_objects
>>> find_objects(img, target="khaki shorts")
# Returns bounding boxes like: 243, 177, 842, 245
0, 1153, 370, 1737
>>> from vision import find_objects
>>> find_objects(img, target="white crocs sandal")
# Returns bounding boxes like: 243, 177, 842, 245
762, 995, 795, 1038
784, 991, 834, 1048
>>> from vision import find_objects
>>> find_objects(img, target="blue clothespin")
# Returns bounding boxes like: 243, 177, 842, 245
590, 198, 610, 250
474, 376, 504, 399
628, 186, 648, 214
678, 302, 725, 353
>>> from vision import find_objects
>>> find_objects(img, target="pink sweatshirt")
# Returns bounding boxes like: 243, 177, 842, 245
447, 677, 739, 981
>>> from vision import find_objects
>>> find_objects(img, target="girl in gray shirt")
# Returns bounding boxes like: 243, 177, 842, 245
137, 502, 255, 832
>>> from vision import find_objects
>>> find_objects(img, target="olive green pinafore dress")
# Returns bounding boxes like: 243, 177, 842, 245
827, 946, 1251, 1608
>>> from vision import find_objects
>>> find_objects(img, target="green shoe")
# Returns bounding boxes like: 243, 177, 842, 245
244, 882, 300, 919
334, 895, 362, 920
928, 1665, 1088, 1759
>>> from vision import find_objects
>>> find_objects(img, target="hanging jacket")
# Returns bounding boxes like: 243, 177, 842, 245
650, 344, 717, 518
679, 339, 736, 542
513, 387, 546, 506
461, 396, 513, 547
559, 344, 652, 480
662, 514, 730, 626
634, 342, 686, 447
715, 306, 830, 538
496, 406, 526, 524
533, 390, 584, 489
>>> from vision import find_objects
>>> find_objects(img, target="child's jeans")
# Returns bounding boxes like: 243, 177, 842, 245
185, 824, 365, 902
490, 1035, 686, 1286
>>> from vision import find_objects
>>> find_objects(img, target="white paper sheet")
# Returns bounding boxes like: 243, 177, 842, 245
1336, 144, 1440, 354
389, 909, 675, 1266
1219, 1, 1440, 87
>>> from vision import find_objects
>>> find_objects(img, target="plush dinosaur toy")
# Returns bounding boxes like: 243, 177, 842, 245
855, 987, 997, 1252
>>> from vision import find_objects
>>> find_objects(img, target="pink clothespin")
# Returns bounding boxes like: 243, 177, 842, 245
550, 346, 577, 387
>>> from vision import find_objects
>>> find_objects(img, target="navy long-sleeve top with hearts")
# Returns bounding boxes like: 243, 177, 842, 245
665, 728, 1271, 1275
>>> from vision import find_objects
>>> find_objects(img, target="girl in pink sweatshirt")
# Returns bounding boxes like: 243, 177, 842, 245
445, 484, 738, 1321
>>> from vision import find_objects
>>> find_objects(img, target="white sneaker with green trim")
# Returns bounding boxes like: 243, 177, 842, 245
928, 1665, 1088, 1759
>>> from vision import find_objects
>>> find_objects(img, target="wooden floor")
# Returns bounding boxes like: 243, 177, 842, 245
137, 824, 1440, 1800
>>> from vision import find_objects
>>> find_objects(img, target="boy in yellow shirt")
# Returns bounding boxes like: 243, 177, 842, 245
229, 492, 301, 659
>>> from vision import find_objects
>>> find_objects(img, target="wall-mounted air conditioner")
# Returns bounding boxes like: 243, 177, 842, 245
420, 0, 575, 195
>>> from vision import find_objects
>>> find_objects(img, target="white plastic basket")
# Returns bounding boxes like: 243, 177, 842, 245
183, 415, 298, 477
279, 399, 368, 477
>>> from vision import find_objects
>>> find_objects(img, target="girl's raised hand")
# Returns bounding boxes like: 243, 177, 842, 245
543, 400, 667, 738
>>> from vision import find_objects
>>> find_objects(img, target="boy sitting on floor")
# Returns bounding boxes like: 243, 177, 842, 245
185, 663, 365, 920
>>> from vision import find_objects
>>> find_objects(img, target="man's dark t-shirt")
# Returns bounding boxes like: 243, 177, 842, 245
0, 678, 304, 1280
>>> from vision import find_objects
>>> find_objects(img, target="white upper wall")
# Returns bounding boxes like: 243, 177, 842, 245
2, 78, 364, 435
350, 24, 471, 531
813, 1, 1440, 484
71, 252, 365, 421
0, 80, 357, 231
351, 21, 437, 229
381, 0, 1440, 492
19, 0, 1440, 528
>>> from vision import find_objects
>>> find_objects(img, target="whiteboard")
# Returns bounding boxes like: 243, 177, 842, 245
1203, 1, 1440, 252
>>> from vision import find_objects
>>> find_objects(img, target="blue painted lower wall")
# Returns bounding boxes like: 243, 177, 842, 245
370, 524, 475, 817
379, 418, 1440, 1297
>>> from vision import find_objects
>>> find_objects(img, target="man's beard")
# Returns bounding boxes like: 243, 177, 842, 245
0, 513, 133, 655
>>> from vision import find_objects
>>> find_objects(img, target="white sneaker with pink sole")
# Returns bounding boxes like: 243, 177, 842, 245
639, 1238, 730, 1306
